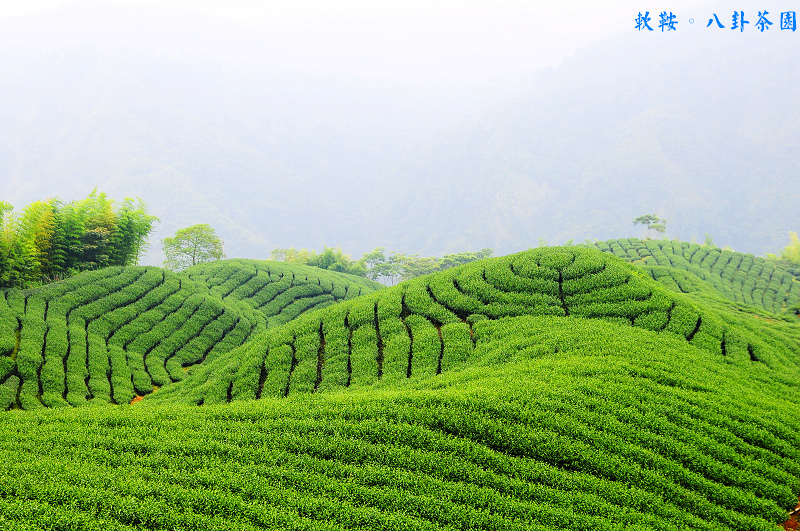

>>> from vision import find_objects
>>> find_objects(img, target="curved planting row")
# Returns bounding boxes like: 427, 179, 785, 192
150, 246, 746, 406
0, 261, 382, 410
5, 249, 800, 529
3, 313, 800, 531
183, 259, 381, 328
588, 239, 800, 314
126, 311, 800, 530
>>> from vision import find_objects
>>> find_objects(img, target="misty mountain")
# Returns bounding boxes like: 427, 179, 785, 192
372, 26, 800, 256
1, 3, 797, 264
0, 3, 527, 263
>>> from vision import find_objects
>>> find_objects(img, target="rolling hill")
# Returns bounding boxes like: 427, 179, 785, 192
0, 261, 381, 410
148, 246, 752, 405
587, 238, 800, 315
1, 245, 800, 530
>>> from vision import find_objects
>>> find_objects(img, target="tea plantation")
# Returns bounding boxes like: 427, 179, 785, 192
0, 261, 381, 409
149, 246, 755, 405
587, 238, 800, 315
2, 245, 800, 530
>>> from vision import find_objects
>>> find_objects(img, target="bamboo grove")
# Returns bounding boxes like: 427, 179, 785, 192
0, 191, 157, 289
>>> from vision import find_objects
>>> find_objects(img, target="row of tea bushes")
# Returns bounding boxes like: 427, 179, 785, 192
589, 239, 800, 314
0, 261, 382, 410
152, 247, 745, 406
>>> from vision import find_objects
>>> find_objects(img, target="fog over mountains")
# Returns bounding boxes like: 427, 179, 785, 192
1, 2, 797, 263
377, 26, 800, 255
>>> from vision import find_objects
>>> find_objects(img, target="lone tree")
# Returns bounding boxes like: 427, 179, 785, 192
633, 214, 667, 239
162, 223, 224, 271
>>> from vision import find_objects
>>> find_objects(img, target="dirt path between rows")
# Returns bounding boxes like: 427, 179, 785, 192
782, 501, 800, 530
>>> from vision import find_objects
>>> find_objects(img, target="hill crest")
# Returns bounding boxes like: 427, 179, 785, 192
148, 246, 743, 405
0, 259, 381, 410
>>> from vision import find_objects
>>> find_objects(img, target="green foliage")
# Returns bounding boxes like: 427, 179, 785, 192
271, 246, 366, 277
781, 232, 800, 264
109, 198, 158, 266
184, 258, 381, 328
633, 214, 667, 239
0, 259, 381, 410
0, 191, 157, 288
767, 231, 800, 276
154, 246, 744, 407
440, 249, 494, 269
4, 309, 800, 530
162, 223, 224, 271
310, 247, 367, 277
361, 247, 406, 284
272, 246, 495, 285
584, 238, 800, 315
362, 247, 494, 284
3, 245, 800, 529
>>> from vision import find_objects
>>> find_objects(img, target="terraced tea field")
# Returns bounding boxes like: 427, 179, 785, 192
1, 245, 800, 530
183, 259, 380, 328
588, 238, 800, 314
150, 246, 743, 405
0, 261, 381, 410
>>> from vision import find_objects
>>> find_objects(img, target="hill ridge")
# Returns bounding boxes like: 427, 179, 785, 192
3, 246, 800, 530
587, 238, 800, 314
149, 246, 746, 406
0, 260, 382, 410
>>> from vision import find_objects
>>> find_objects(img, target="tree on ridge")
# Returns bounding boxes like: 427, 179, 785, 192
162, 224, 224, 271
633, 214, 667, 239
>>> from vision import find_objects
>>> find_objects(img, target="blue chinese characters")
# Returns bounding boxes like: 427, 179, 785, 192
638, 10, 797, 32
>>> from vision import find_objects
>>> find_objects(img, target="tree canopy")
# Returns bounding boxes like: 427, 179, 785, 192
633, 214, 667, 239
270, 246, 366, 277
360, 247, 494, 285
778, 232, 800, 264
162, 224, 225, 271
270, 246, 494, 284
0, 191, 157, 288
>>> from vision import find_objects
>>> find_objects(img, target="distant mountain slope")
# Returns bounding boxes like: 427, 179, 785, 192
2, 5, 797, 261
0, 261, 381, 410
586, 238, 800, 314
149, 246, 743, 405
371, 30, 800, 256
0, 4, 506, 263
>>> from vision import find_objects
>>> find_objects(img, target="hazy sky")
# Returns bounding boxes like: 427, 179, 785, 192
0, 0, 720, 82
0, 0, 794, 259
0, 0, 712, 23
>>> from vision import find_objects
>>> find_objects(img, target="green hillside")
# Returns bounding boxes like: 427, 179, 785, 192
2, 315, 799, 531
0, 261, 381, 410
587, 238, 800, 315
2, 246, 800, 529
149, 246, 755, 405
182, 259, 381, 328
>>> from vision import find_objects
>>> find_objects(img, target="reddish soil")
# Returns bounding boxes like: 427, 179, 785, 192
782, 501, 800, 530
129, 395, 143, 405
